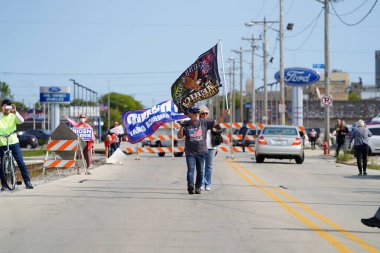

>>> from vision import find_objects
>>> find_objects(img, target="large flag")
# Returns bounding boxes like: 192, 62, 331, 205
122, 100, 187, 144
171, 44, 222, 114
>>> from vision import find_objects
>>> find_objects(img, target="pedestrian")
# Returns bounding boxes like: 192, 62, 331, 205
199, 106, 223, 191
0, 98, 33, 190
238, 121, 248, 152
348, 119, 372, 176
335, 120, 349, 157
177, 106, 230, 195
65, 113, 95, 173
104, 134, 115, 158
334, 119, 342, 146
361, 206, 380, 228
111, 121, 122, 149
309, 128, 317, 150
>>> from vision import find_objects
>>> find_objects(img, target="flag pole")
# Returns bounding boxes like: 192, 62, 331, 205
218, 39, 229, 110
219, 39, 234, 159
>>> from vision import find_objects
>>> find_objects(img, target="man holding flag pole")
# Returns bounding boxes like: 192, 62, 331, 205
173, 42, 231, 194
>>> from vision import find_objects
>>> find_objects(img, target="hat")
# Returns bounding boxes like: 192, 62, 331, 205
188, 107, 200, 114
1, 98, 12, 106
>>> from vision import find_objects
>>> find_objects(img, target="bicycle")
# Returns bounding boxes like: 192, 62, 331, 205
0, 132, 17, 190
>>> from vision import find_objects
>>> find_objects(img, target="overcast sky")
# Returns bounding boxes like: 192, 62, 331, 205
0, 0, 379, 108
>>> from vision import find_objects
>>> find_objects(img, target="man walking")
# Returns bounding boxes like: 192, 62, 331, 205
177, 106, 229, 195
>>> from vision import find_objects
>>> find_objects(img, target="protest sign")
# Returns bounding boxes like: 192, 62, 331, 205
71, 128, 93, 141
171, 44, 222, 114
122, 100, 187, 144
110, 125, 124, 135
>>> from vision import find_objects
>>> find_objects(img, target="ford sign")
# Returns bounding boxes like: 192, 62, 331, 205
274, 67, 320, 86
48, 87, 61, 92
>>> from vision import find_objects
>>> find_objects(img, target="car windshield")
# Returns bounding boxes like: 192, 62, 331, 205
262, 127, 297, 136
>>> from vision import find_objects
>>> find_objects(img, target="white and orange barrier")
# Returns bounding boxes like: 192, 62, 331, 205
125, 146, 254, 154
43, 138, 86, 174
125, 147, 184, 154
144, 135, 178, 141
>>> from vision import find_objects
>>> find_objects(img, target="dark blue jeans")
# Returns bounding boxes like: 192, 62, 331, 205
186, 154, 206, 188
0, 143, 31, 185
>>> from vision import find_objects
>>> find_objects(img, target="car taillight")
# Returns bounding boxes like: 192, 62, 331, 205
258, 136, 267, 145
292, 137, 301, 145
30, 137, 36, 141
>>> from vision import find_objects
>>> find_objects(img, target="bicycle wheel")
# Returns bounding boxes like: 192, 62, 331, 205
2, 153, 16, 190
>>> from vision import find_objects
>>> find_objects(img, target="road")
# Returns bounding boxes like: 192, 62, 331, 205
0, 150, 379, 253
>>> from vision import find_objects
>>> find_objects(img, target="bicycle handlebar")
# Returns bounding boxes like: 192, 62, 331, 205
0, 131, 17, 139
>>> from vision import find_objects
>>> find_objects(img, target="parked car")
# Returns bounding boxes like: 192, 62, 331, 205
17, 132, 38, 149
25, 129, 51, 145
141, 128, 184, 157
255, 125, 304, 164
348, 124, 380, 155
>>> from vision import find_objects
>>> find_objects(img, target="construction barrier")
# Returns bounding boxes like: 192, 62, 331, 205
43, 137, 86, 174
125, 146, 253, 154
135, 122, 304, 156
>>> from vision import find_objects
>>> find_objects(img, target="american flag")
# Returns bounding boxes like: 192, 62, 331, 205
100, 102, 108, 112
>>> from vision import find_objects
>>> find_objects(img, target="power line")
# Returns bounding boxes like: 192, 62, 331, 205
330, 0, 379, 26
0, 70, 180, 76
330, 0, 370, 16
285, 9, 323, 51
285, 8, 323, 38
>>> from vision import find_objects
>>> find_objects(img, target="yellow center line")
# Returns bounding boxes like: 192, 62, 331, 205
227, 160, 353, 253
236, 163, 380, 253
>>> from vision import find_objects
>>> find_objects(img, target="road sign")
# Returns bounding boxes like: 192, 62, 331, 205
313, 64, 325, 69
321, 94, 333, 107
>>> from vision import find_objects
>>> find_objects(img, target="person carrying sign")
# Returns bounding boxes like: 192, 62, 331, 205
65, 114, 95, 172
177, 106, 230, 195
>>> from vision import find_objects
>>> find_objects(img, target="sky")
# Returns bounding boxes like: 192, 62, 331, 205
0, 0, 379, 109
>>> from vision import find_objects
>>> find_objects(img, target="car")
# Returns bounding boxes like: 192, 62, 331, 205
141, 127, 184, 157
25, 129, 51, 145
17, 132, 38, 149
255, 125, 304, 164
348, 124, 380, 155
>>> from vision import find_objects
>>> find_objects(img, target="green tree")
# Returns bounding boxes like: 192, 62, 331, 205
99, 92, 143, 131
348, 92, 360, 101
0, 81, 13, 101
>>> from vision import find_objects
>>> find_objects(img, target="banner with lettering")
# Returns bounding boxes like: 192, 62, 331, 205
122, 100, 187, 144
71, 128, 93, 141
171, 44, 222, 114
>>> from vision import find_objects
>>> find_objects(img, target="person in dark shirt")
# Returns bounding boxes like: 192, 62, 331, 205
177, 106, 229, 195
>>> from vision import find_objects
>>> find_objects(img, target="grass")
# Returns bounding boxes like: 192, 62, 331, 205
336, 150, 380, 170
336, 150, 354, 162
22, 149, 46, 157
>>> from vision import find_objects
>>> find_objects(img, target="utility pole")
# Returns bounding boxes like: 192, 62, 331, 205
324, 0, 331, 153
228, 57, 236, 122
263, 17, 268, 124
232, 48, 244, 122
242, 35, 258, 123
279, 0, 286, 125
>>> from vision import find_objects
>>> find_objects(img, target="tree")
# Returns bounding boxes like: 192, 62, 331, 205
0, 81, 13, 101
348, 92, 360, 101
99, 92, 143, 132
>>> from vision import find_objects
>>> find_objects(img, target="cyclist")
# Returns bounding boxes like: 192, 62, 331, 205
0, 98, 34, 190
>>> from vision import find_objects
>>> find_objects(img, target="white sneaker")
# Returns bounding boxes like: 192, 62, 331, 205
205, 186, 211, 191
200, 186, 205, 191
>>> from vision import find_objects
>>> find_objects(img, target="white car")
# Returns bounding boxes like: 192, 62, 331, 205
348, 124, 380, 155
367, 124, 380, 154
255, 125, 304, 164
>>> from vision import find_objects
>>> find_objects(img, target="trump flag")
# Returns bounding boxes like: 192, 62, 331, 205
122, 100, 187, 144
171, 44, 222, 114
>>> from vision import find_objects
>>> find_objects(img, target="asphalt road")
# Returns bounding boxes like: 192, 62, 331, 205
0, 150, 379, 253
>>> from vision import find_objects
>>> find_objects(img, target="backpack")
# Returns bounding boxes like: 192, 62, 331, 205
212, 128, 223, 146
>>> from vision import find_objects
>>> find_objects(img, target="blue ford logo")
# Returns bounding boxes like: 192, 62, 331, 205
274, 67, 320, 86
49, 87, 61, 92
